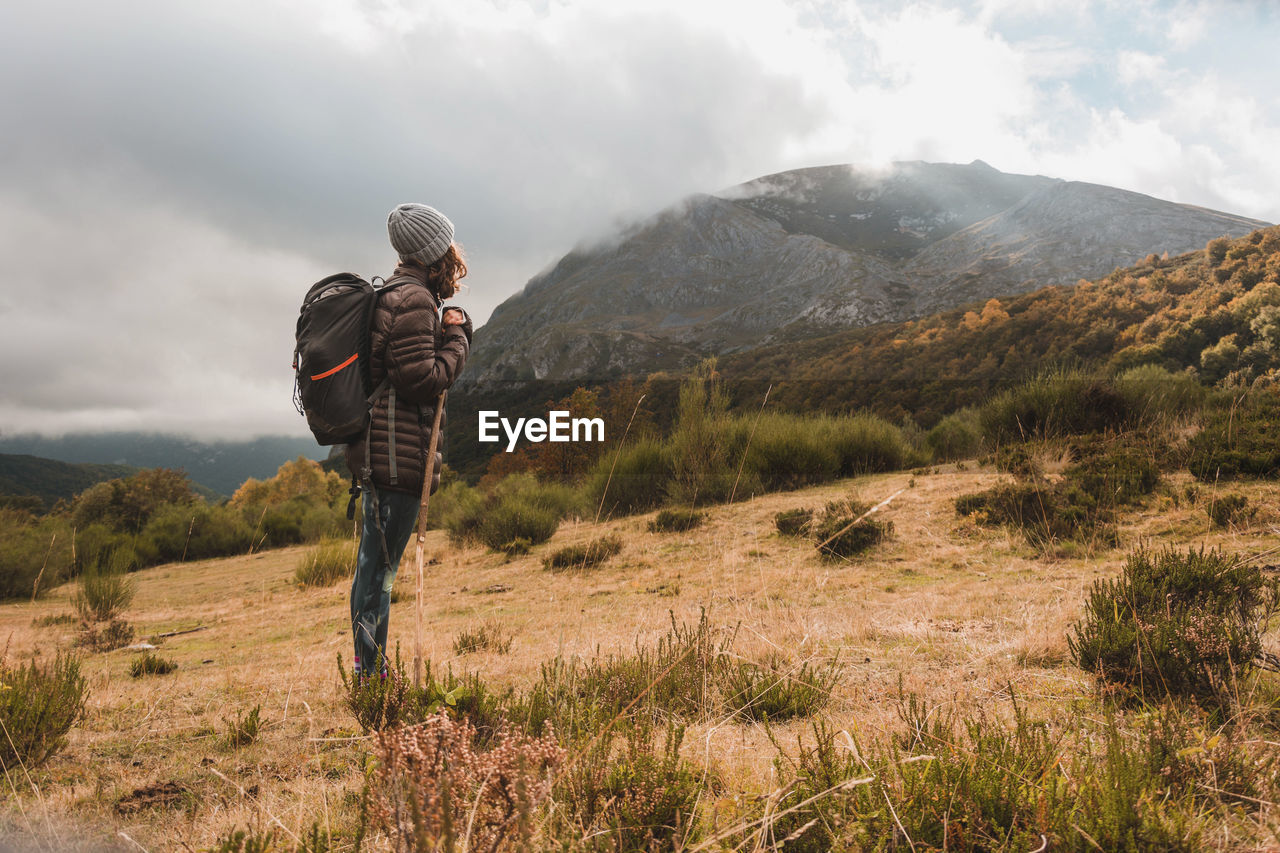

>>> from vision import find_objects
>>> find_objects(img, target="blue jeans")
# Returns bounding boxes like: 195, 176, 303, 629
350, 487, 420, 677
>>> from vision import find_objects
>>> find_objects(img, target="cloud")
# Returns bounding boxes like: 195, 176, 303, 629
0, 0, 1278, 438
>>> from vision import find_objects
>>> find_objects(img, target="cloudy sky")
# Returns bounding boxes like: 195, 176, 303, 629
1, 0, 1277, 439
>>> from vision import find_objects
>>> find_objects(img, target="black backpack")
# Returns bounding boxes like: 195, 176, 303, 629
292, 273, 402, 445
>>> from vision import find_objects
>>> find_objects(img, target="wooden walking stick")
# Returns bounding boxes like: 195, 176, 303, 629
413, 389, 447, 689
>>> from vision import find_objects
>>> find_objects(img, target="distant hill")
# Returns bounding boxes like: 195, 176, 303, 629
465, 160, 1268, 383
0, 433, 325, 497
0, 454, 140, 510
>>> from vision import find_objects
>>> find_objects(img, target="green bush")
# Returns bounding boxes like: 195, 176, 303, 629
556, 720, 702, 852
774, 507, 814, 537
1207, 493, 1253, 528
810, 500, 893, 561
586, 438, 672, 517
478, 499, 559, 552
0, 652, 88, 770
926, 407, 983, 461
130, 652, 177, 678
979, 368, 1171, 443
745, 414, 840, 491
1188, 388, 1280, 480
446, 473, 580, 552
542, 534, 623, 572
337, 648, 508, 738
295, 538, 356, 587
72, 562, 135, 624
140, 501, 254, 563
647, 507, 704, 533
1069, 545, 1280, 704
0, 510, 73, 600
76, 619, 135, 652
225, 704, 262, 748
723, 653, 841, 721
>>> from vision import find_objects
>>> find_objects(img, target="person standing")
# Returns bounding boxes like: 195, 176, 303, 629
346, 203, 472, 681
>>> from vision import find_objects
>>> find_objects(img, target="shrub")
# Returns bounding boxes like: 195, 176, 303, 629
130, 652, 178, 678
72, 561, 135, 624
959, 434, 1159, 549
225, 704, 262, 748
648, 507, 704, 533
365, 712, 564, 853
1069, 545, 1280, 704
926, 407, 983, 461
980, 368, 1139, 443
586, 438, 672, 517
761, 690, 1256, 853
140, 501, 254, 563
542, 534, 623, 572
810, 500, 893, 561
76, 619, 135, 652
0, 510, 73, 600
1207, 493, 1253, 528
295, 538, 356, 587
478, 499, 559, 552
506, 610, 733, 742
821, 413, 925, 476
723, 653, 842, 721
447, 473, 580, 552
774, 508, 813, 537
0, 652, 88, 770
556, 719, 701, 851
338, 648, 508, 737
1187, 388, 1280, 480
453, 622, 514, 656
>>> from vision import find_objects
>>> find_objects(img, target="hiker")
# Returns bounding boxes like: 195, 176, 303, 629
346, 203, 472, 681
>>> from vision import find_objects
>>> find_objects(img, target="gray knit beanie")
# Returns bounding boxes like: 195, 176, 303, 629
387, 203, 454, 265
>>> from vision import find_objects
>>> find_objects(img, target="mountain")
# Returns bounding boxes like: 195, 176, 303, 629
0, 454, 140, 510
465, 161, 1268, 383
0, 433, 324, 497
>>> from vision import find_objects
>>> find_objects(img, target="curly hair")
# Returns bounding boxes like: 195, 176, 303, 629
403, 244, 467, 300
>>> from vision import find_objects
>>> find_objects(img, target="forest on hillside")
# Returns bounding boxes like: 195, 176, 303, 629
723, 227, 1280, 425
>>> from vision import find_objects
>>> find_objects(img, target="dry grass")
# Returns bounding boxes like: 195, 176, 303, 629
1, 461, 1277, 849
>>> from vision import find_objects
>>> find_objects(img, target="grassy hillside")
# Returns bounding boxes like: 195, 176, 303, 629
3, 458, 1278, 850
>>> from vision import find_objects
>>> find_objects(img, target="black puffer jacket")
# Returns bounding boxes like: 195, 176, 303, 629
345, 262, 469, 495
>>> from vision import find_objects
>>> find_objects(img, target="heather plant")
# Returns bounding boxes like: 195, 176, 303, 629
0, 651, 88, 771
542, 534, 623, 572
1206, 492, 1253, 528
338, 648, 508, 738
225, 704, 262, 748
722, 653, 842, 721
1069, 545, 1280, 705
647, 507, 704, 533
759, 690, 1260, 853
773, 507, 813, 537
365, 711, 564, 853
810, 499, 893, 561
555, 719, 702, 852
